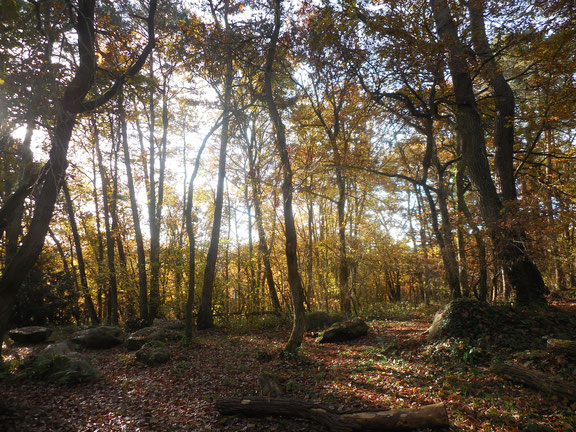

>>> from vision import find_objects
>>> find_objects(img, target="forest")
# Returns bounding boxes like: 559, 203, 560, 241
1, 0, 575, 431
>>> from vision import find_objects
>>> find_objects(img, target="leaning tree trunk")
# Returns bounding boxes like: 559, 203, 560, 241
429, 0, 547, 306
264, 0, 306, 355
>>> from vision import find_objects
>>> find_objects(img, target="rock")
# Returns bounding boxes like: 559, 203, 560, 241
135, 340, 171, 365
317, 318, 369, 343
125, 326, 182, 351
152, 319, 185, 330
426, 299, 495, 341
71, 326, 125, 349
425, 299, 576, 350
24, 344, 99, 384
124, 317, 150, 332
42, 341, 75, 357
305, 311, 346, 331
8, 326, 52, 343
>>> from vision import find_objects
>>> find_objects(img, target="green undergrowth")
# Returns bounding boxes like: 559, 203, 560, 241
222, 313, 291, 333
361, 301, 440, 321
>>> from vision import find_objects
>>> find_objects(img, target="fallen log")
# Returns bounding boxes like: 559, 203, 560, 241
547, 339, 576, 358
491, 361, 576, 401
215, 397, 448, 432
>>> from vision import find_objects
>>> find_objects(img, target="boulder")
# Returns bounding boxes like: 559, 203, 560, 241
125, 326, 182, 351
425, 299, 576, 350
24, 344, 99, 384
152, 319, 185, 330
305, 311, 346, 331
135, 340, 171, 366
41, 341, 75, 357
426, 299, 495, 341
8, 326, 52, 343
124, 317, 150, 332
71, 326, 125, 349
317, 318, 369, 343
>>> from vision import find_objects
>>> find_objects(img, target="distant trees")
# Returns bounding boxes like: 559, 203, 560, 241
2, 0, 576, 357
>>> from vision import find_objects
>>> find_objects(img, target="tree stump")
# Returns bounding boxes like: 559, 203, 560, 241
216, 397, 449, 431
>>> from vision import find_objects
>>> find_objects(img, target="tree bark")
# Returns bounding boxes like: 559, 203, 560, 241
216, 398, 449, 432
264, 0, 306, 355
468, 0, 516, 203
429, 0, 547, 306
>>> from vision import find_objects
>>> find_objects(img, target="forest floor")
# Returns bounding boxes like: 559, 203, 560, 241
1, 301, 575, 432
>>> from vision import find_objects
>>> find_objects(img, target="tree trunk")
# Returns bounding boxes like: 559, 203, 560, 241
468, 0, 516, 203
4, 120, 34, 263
491, 361, 576, 401
423, 184, 461, 299
248, 141, 281, 312
197, 37, 234, 329
94, 118, 119, 325
455, 168, 470, 297
264, 0, 306, 355
63, 182, 99, 325
216, 398, 449, 432
185, 118, 222, 338
429, 0, 547, 306
119, 91, 148, 322
147, 56, 161, 320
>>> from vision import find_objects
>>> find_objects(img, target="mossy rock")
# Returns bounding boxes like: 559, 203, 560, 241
305, 311, 346, 331
125, 327, 182, 351
24, 352, 99, 385
426, 299, 576, 350
317, 318, 369, 343
135, 340, 171, 366
152, 319, 185, 330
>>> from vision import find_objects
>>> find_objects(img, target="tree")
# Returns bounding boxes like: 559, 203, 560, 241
0, 0, 156, 357
264, 0, 306, 355
196, 0, 236, 330
429, 0, 548, 306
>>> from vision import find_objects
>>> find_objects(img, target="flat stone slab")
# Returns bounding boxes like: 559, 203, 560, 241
9, 326, 52, 343
125, 327, 182, 351
71, 326, 125, 349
